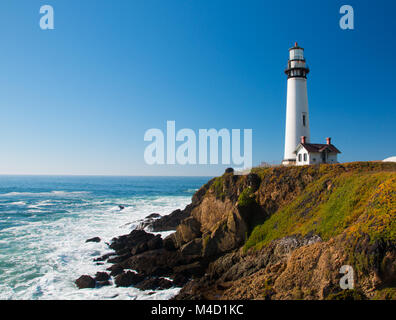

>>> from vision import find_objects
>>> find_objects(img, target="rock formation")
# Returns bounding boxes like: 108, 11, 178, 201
76, 162, 396, 300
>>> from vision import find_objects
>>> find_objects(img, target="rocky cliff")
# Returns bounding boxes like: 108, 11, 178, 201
174, 162, 396, 300
76, 162, 396, 300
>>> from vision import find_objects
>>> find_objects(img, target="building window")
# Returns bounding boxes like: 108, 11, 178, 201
304, 153, 307, 162
298, 154, 302, 162
302, 114, 306, 126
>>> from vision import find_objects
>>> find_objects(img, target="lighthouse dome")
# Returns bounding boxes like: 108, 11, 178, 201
289, 42, 304, 60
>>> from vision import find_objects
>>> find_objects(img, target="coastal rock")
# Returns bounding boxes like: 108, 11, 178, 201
175, 217, 202, 247
172, 273, 190, 287
86, 237, 101, 243
149, 208, 191, 232
107, 252, 132, 263
97, 280, 111, 287
107, 264, 124, 277
163, 233, 177, 251
121, 249, 179, 276
94, 272, 110, 282
131, 234, 163, 255
173, 261, 205, 278
115, 271, 145, 287
78, 162, 396, 300
75, 275, 96, 289
147, 235, 163, 251
93, 252, 115, 262
135, 277, 173, 291
131, 242, 148, 255
110, 229, 156, 253
136, 213, 162, 230
180, 238, 203, 256
146, 213, 161, 219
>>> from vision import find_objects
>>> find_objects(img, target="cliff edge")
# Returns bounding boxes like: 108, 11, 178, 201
77, 162, 396, 300
172, 161, 396, 300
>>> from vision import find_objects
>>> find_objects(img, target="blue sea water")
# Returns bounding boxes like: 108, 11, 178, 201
0, 175, 210, 300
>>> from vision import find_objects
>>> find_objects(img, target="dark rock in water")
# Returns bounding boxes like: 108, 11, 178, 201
113, 247, 130, 256
75, 275, 96, 289
135, 213, 162, 230
146, 213, 161, 219
94, 252, 116, 262
135, 277, 173, 291
107, 252, 132, 264
121, 248, 182, 277
95, 272, 110, 282
150, 209, 191, 232
107, 264, 124, 277
86, 237, 101, 243
97, 280, 111, 287
225, 168, 234, 174
119, 205, 125, 210
129, 234, 163, 255
172, 273, 190, 287
114, 271, 145, 287
110, 229, 156, 252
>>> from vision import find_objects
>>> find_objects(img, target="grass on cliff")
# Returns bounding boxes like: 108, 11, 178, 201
238, 187, 256, 207
244, 163, 396, 251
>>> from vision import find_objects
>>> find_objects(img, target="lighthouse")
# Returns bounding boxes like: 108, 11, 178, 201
282, 42, 310, 165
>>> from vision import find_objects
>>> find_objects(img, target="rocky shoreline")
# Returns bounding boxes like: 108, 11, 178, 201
76, 163, 396, 300
75, 204, 205, 293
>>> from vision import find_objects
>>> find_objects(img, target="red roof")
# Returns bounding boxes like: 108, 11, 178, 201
296, 143, 341, 154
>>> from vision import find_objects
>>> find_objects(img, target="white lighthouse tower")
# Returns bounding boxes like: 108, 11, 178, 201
282, 42, 310, 165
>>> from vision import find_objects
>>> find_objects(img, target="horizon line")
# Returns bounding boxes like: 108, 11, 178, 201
0, 173, 215, 178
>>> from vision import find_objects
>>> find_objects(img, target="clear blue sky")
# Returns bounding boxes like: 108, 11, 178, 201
0, 0, 394, 176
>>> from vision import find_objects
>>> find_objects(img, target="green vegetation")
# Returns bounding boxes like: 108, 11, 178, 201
373, 288, 396, 300
238, 187, 255, 207
212, 176, 226, 200
244, 162, 396, 251
326, 289, 367, 300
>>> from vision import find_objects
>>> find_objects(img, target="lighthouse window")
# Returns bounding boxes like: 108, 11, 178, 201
302, 114, 306, 126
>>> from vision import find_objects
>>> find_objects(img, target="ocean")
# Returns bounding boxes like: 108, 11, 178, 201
0, 175, 210, 300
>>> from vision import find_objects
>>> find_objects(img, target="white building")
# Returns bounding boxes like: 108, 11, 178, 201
282, 43, 341, 166
295, 136, 341, 166
282, 42, 310, 165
